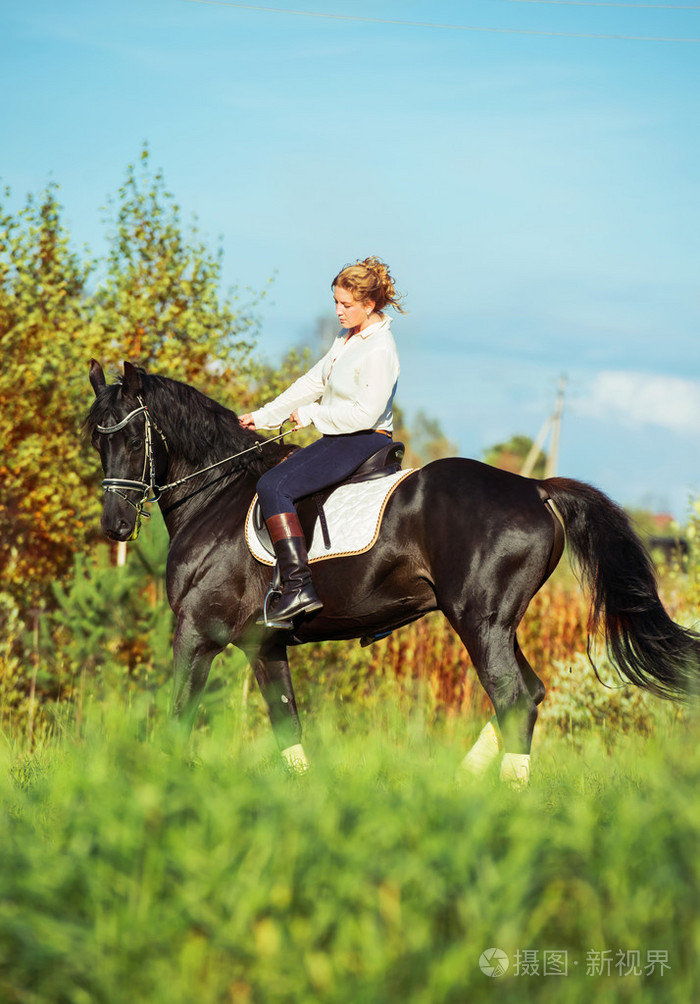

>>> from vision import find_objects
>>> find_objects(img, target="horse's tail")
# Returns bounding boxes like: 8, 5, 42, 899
543, 476, 700, 701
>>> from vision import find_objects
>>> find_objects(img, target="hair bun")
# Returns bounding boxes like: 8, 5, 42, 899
332, 256, 405, 314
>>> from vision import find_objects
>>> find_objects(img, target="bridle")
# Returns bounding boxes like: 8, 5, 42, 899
96, 395, 289, 539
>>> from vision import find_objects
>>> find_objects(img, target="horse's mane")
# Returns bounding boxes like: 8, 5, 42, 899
85, 370, 291, 478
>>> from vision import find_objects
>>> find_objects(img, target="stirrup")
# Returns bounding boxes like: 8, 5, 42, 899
268, 584, 322, 624
256, 586, 293, 631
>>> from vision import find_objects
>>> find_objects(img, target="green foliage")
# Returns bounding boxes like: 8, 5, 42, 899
0, 149, 267, 618
91, 146, 262, 406
47, 510, 175, 691
0, 586, 35, 741
0, 511, 177, 742
408, 409, 458, 464
537, 652, 675, 746
0, 183, 103, 606
0, 697, 699, 1003
484, 433, 547, 477
392, 403, 458, 468
244, 344, 320, 446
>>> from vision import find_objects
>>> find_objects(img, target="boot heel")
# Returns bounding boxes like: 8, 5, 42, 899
300, 595, 323, 615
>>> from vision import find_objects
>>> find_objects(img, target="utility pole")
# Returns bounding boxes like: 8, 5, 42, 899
521, 417, 552, 479
521, 375, 566, 479
544, 375, 566, 479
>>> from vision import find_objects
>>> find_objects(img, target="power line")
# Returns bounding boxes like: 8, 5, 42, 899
183, 0, 700, 42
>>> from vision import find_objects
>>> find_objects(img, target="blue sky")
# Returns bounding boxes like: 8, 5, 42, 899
3, 0, 699, 517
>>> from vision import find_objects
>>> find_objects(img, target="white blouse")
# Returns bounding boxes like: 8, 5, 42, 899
250, 317, 399, 435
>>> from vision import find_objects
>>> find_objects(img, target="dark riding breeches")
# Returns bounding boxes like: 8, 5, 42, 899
256, 431, 390, 520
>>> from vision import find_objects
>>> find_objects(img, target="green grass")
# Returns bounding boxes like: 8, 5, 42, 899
1, 688, 699, 1003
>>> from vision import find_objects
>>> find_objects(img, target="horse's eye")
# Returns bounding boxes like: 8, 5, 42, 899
128, 438, 143, 451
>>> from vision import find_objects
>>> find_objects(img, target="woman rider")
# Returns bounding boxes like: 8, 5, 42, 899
239, 256, 404, 628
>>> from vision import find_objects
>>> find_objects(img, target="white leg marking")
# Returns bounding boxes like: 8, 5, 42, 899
500, 752, 531, 789
281, 743, 309, 773
459, 719, 502, 778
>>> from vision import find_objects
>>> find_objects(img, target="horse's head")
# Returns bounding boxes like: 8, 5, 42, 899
88, 360, 168, 542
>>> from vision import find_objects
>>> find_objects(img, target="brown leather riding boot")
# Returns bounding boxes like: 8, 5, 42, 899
259, 512, 323, 628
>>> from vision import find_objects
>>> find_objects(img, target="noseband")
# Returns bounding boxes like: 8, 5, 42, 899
96, 396, 289, 540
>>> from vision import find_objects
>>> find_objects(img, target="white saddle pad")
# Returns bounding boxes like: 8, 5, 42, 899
245, 468, 416, 565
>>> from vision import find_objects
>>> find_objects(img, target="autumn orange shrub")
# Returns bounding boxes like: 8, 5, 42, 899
289, 578, 592, 724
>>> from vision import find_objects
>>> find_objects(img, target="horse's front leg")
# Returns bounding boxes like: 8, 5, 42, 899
169, 612, 223, 740
245, 638, 308, 773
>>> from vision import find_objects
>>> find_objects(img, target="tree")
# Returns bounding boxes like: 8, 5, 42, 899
47, 509, 175, 690
0, 149, 269, 612
394, 405, 457, 468
0, 184, 103, 607
90, 146, 262, 407
483, 435, 547, 478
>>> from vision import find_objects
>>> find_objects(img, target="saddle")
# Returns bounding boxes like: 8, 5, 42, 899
250, 440, 407, 557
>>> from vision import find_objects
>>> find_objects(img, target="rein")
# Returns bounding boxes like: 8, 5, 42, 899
96, 395, 288, 539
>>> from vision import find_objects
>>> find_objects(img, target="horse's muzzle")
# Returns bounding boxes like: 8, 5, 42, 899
101, 513, 137, 542
101, 495, 139, 542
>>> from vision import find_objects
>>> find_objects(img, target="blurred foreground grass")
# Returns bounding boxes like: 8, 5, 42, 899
1, 688, 699, 1004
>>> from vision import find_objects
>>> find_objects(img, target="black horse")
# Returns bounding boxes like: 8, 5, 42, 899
87, 361, 699, 783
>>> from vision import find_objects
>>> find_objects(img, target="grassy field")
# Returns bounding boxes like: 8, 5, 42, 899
1, 678, 699, 1004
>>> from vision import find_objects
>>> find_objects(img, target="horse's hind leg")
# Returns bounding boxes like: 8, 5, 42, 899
460, 637, 544, 780
515, 636, 545, 706
449, 615, 538, 787
246, 639, 309, 773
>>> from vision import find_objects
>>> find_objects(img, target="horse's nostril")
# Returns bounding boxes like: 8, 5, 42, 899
101, 514, 133, 542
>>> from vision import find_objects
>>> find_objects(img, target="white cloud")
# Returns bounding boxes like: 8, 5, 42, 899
575, 371, 700, 435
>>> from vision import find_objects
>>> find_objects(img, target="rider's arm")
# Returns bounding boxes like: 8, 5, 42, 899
249, 355, 327, 430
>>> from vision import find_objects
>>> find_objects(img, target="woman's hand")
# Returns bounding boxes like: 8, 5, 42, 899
289, 410, 301, 431
239, 413, 256, 430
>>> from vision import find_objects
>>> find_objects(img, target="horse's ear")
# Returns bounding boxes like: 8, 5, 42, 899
89, 359, 106, 395
121, 361, 143, 397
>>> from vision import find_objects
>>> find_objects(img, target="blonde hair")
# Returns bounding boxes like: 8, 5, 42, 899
332, 256, 405, 313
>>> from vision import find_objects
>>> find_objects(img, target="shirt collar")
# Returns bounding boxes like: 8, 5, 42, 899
342, 315, 392, 340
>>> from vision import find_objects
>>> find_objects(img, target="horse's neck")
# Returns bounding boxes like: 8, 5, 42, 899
157, 434, 257, 537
